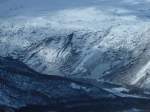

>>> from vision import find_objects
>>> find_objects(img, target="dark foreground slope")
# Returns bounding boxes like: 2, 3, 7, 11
0, 57, 150, 112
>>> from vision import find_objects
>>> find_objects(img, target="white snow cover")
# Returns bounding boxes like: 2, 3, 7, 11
1, 0, 150, 89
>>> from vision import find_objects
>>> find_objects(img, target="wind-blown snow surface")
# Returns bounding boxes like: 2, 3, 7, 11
1, 0, 150, 89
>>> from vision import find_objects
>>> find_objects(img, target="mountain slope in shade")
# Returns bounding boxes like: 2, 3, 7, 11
0, 57, 150, 112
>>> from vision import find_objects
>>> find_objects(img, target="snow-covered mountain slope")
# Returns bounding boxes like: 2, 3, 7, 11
1, 0, 150, 89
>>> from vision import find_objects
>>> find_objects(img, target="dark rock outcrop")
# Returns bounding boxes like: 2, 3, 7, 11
0, 57, 150, 112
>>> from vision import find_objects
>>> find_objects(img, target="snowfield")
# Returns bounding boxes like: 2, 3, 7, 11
1, 0, 150, 89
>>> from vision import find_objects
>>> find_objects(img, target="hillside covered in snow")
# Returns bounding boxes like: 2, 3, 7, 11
1, 0, 150, 111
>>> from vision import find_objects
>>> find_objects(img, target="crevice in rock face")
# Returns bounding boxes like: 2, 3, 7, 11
57, 33, 74, 56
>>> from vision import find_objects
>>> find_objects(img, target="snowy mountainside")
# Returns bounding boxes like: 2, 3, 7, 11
1, 0, 150, 89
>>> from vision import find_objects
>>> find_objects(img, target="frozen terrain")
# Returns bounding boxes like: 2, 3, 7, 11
0, 0, 150, 111
1, 0, 150, 89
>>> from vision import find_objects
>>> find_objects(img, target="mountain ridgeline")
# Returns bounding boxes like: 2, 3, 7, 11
1, 0, 150, 111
